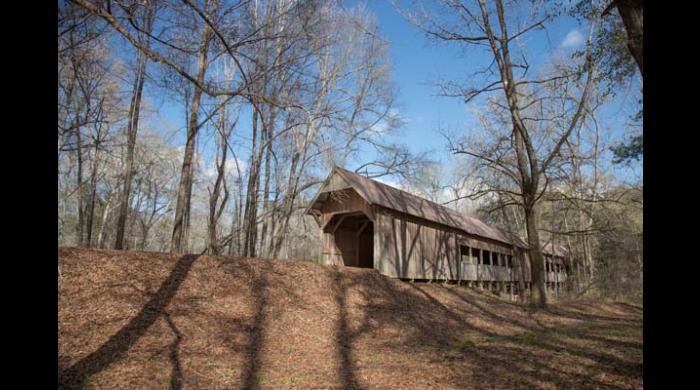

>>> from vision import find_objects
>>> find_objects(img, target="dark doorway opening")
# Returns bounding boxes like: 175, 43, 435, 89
357, 221, 373, 268
329, 213, 374, 269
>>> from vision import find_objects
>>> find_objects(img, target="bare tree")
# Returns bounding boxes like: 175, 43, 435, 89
404, 0, 598, 307
168, 0, 220, 252
83, 99, 109, 247
126, 133, 180, 249
114, 0, 156, 249
65, 0, 413, 259
268, 4, 406, 258
206, 93, 237, 254
59, 2, 123, 247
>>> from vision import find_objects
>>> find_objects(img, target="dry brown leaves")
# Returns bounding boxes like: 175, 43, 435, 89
59, 247, 642, 389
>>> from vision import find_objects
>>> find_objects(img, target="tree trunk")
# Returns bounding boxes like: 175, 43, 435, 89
114, 0, 154, 250
115, 50, 149, 249
183, 164, 195, 252
242, 104, 264, 257
501, 204, 526, 302
171, 0, 216, 253
96, 195, 112, 249
609, 0, 643, 76
258, 113, 273, 257
236, 180, 244, 254
228, 189, 241, 256
524, 204, 547, 307
75, 129, 84, 246
271, 152, 302, 258
84, 146, 100, 247
267, 190, 279, 257
207, 108, 230, 255
140, 219, 151, 250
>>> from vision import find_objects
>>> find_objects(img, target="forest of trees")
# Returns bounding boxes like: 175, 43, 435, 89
58, 0, 642, 305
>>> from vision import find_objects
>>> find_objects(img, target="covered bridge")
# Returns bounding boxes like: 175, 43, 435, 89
306, 166, 568, 299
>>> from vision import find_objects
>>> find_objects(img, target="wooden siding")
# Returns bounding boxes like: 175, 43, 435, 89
316, 189, 568, 286
309, 170, 571, 300
320, 189, 373, 227
371, 207, 543, 283
321, 229, 342, 266
374, 208, 458, 280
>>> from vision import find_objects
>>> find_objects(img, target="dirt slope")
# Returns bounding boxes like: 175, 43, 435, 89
58, 248, 642, 389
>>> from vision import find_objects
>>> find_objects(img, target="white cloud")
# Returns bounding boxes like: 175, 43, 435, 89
560, 29, 584, 49
204, 157, 247, 180
225, 158, 247, 177
370, 120, 390, 133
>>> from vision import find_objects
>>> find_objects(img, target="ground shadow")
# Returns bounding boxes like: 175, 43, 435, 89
163, 312, 183, 390
240, 267, 268, 390
58, 254, 199, 389
333, 269, 371, 389
214, 258, 274, 390
327, 273, 642, 389
59, 250, 641, 389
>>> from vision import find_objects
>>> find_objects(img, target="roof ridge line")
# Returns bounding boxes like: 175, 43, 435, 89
330, 166, 565, 254
336, 166, 487, 224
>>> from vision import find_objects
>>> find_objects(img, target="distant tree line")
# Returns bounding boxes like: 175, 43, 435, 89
59, 0, 420, 257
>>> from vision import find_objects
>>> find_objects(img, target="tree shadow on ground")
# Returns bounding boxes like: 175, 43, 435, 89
612, 302, 643, 313
332, 269, 367, 389
59, 249, 641, 389
329, 272, 642, 389
58, 254, 199, 389
440, 285, 643, 350
216, 258, 312, 390
545, 302, 641, 324
431, 284, 642, 385
239, 265, 268, 390
204, 259, 267, 390
163, 312, 183, 390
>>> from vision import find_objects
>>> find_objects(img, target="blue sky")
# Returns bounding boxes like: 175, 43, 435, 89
361, 0, 641, 182
142, 0, 642, 189
363, 0, 578, 155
